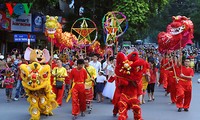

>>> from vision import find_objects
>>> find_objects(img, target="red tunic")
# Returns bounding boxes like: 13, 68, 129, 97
176, 66, 194, 81
70, 68, 87, 83
159, 58, 169, 85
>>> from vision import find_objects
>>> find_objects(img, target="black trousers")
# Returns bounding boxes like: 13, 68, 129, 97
93, 78, 97, 100
147, 83, 155, 93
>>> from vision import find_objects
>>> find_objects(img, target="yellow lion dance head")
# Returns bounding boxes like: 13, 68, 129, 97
45, 15, 58, 38
20, 62, 51, 91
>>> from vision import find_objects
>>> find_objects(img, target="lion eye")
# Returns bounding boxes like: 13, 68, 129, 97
36, 80, 40, 85
28, 81, 32, 85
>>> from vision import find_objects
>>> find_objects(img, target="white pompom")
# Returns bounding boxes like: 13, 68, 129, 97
197, 79, 200, 83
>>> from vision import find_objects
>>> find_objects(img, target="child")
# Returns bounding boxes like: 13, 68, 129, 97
96, 71, 107, 102
2, 69, 15, 102
140, 65, 150, 104
147, 61, 158, 102
64, 64, 71, 97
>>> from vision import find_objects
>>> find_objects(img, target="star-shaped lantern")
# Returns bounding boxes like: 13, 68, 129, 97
71, 18, 98, 47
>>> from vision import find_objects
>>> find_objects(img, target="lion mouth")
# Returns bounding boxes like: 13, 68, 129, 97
47, 28, 56, 34
37, 58, 42, 62
170, 26, 185, 35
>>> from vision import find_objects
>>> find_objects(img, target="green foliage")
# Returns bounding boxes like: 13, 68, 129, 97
147, 0, 200, 43
113, 0, 169, 41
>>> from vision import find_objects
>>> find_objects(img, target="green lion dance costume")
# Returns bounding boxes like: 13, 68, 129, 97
20, 47, 58, 120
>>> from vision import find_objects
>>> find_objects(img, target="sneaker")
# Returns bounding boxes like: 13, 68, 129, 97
81, 112, 85, 117
142, 100, 145, 104
88, 110, 91, 114
14, 98, 19, 101
184, 108, 189, 112
72, 115, 77, 120
113, 114, 117, 117
178, 108, 182, 112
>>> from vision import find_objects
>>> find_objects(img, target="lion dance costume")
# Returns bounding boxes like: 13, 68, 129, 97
45, 15, 78, 50
115, 52, 148, 120
20, 47, 57, 120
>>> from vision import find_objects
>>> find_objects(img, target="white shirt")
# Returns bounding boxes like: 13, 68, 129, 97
96, 75, 106, 83
102, 61, 108, 75
89, 61, 101, 76
107, 64, 114, 76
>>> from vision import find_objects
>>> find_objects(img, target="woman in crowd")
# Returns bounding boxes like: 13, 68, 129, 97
52, 59, 67, 106
102, 56, 116, 100
147, 61, 158, 102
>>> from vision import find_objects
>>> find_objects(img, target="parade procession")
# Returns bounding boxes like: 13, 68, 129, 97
0, 0, 200, 120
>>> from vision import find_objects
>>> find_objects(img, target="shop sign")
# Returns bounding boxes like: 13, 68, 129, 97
6, 3, 33, 16
32, 13, 43, 32
14, 34, 36, 42
11, 13, 32, 32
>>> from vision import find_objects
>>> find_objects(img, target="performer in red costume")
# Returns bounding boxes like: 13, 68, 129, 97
108, 75, 127, 117
165, 55, 177, 104
163, 54, 173, 97
115, 52, 148, 120
176, 58, 194, 112
159, 54, 169, 86
162, 54, 170, 90
69, 59, 88, 119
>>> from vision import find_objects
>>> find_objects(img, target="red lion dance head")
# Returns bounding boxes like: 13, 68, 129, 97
115, 52, 148, 82
158, 16, 194, 54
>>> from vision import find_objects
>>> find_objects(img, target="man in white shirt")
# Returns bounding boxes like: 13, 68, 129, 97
89, 54, 101, 76
89, 54, 101, 100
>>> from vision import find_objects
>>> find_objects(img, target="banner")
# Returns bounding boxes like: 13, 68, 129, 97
14, 34, 36, 42
32, 13, 43, 32
0, 11, 11, 31
11, 13, 32, 32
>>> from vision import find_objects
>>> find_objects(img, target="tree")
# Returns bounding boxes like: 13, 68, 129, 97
113, 0, 169, 41
147, 0, 200, 43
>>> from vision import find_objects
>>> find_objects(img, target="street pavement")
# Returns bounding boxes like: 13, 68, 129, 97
0, 74, 200, 120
